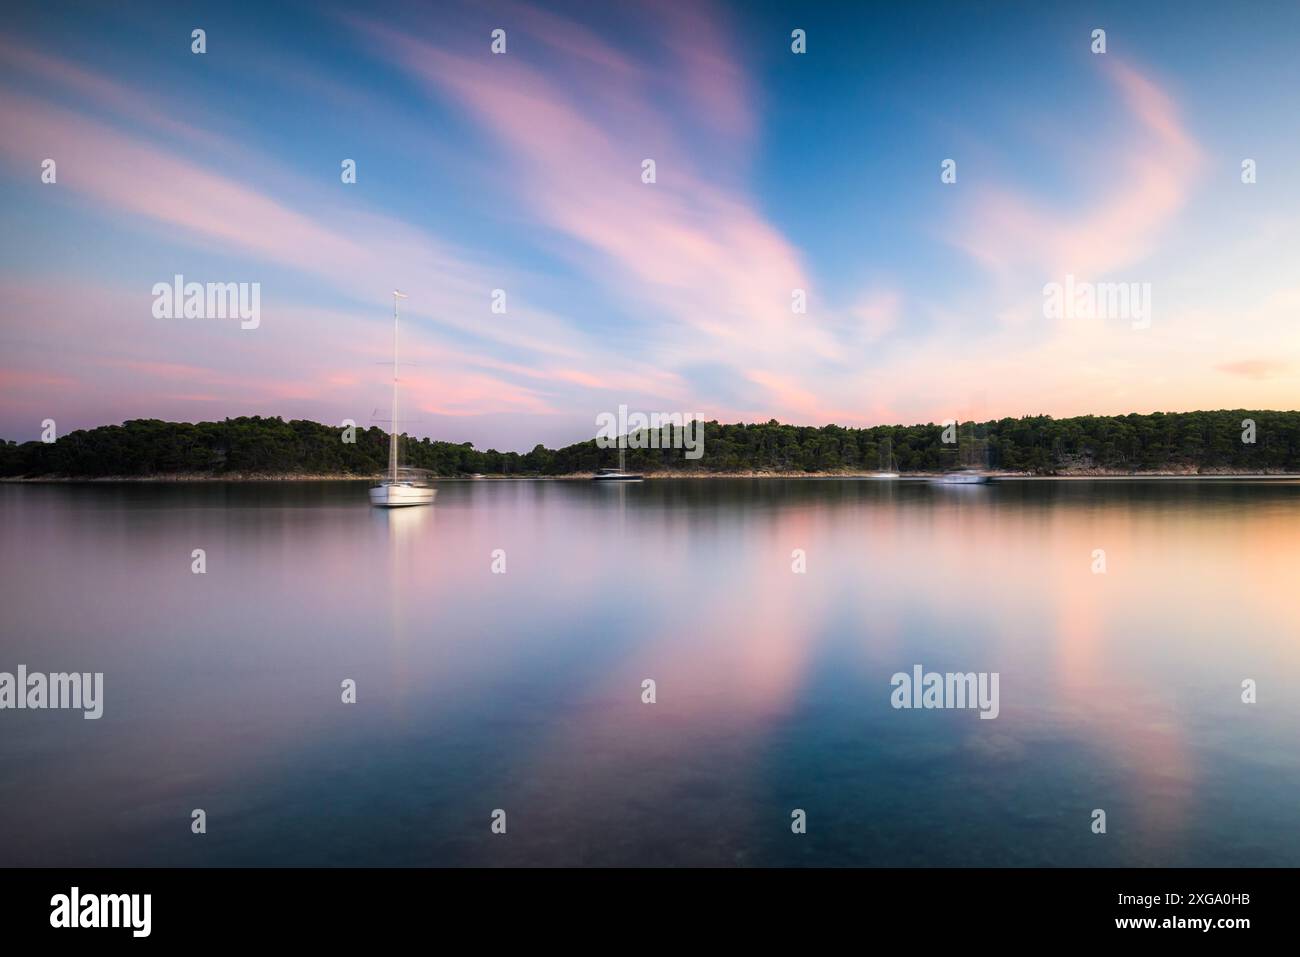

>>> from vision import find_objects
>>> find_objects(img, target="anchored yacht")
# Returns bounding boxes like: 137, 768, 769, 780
592, 447, 643, 481
370, 291, 435, 508
938, 468, 990, 485
871, 435, 900, 479
932, 422, 992, 485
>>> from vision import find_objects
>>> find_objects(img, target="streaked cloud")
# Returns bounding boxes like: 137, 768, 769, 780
1, 3, 1297, 446
1216, 359, 1291, 381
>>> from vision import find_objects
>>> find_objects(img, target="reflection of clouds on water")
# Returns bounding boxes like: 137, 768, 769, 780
4, 479, 1299, 865
493, 501, 836, 864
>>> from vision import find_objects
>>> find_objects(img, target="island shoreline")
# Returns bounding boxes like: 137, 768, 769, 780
5, 470, 1299, 483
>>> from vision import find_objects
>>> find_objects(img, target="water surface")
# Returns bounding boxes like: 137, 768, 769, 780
1, 478, 1297, 866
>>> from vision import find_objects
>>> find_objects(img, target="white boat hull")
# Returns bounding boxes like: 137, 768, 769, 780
936, 471, 990, 485
369, 484, 436, 507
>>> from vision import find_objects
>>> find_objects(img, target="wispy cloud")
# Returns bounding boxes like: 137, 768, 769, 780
949, 59, 1204, 287
1216, 359, 1291, 381
355, 5, 854, 419
2, 5, 1296, 445
0, 33, 697, 439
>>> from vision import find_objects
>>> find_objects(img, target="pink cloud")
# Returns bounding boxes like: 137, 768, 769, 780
1216, 359, 1291, 380
0, 35, 231, 156
357, 7, 844, 404
0, 369, 80, 395
0, 40, 700, 437
4, 24, 1285, 447
744, 370, 859, 425
0, 92, 367, 272
0, 45, 600, 362
850, 290, 903, 342
951, 60, 1204, 284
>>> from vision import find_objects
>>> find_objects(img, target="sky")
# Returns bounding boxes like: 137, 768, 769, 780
1, 0, 1298, 450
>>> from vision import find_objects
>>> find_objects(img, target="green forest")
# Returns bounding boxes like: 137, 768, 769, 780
1, 410, 1297, 477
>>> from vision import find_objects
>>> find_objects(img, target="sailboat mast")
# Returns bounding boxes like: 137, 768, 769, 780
390, 291, 406, 483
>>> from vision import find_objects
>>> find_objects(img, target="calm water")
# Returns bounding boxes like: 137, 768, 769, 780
1, 478, 1298, 867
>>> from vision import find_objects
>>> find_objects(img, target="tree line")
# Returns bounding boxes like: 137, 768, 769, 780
1, 410, 1297, 477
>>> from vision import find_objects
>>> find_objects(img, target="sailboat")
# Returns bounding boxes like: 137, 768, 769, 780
369, 291, 436, 507
592, 445, 643, 481
939, 467, 989, 485
935, 421, 991, 485
870, 435, 900, 479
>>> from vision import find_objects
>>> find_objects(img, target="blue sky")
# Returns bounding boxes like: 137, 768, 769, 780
2, 0, 1299, 449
